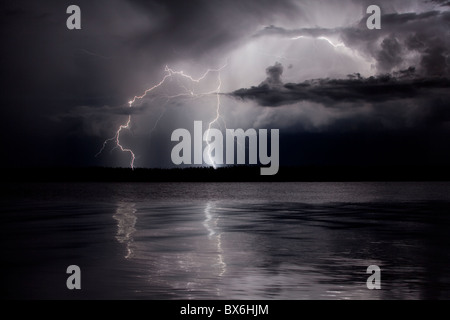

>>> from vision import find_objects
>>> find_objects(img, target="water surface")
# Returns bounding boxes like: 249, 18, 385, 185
1, 182, 450, 299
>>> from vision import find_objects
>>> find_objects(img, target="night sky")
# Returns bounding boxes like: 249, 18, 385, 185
1, 0, 449, 168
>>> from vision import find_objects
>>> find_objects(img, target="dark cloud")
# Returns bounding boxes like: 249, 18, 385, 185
58, 104, 148, 121
377, 35, 403, 72
131, 0, 300, 57
231, 63, 450, 106
260, 62, 284, 88
0, 0, 300, 106
255, 25, 335, 39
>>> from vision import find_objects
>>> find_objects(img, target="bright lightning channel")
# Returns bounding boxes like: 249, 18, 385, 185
206, 72, 222, 169
291, 35, 345, 48
96, 64, 227, 169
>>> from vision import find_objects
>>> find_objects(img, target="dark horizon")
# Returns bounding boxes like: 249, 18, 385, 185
2, 165, 450, 182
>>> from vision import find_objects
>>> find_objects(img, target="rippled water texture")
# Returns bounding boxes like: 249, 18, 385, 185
1, 182, 450, 299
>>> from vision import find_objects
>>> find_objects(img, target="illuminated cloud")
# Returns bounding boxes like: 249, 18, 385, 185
255, 10, 450, 75
1, 0, 450, 167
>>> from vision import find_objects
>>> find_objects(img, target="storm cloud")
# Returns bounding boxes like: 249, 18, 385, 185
229, 4, 450, 137
1, 0, 450, 168
255, 10, 450, 75
231, 65, 450, 106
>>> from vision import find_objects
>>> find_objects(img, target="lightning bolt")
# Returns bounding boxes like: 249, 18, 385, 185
291, 35, 345, 48
96, 63, 227, 169
205, 72, 223, 169
95, 115, 136, 168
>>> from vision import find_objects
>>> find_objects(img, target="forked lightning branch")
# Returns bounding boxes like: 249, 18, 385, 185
96, 64, 226, 169
96, 64, 280, 175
